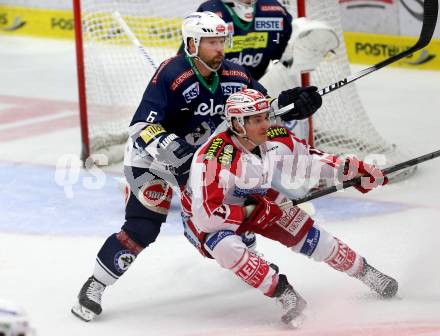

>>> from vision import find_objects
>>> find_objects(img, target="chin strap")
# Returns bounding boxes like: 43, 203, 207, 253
231, 129, 259, 149
242, 136, 259, 149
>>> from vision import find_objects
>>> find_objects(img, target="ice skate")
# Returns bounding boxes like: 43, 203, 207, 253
274, 274, 307, 328
71, 276, 106, 322
354, 258, 398, 298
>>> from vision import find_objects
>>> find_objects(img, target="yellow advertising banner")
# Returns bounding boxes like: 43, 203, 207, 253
0, 5, 74, 39
1, 4, 439, 71
0, 5, 182, 48
344, 32, 440, 71
226, 32, 268, 53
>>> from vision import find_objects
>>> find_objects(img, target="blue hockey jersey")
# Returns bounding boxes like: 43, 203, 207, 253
195, 0, 293, 79
128, 53, 266, 161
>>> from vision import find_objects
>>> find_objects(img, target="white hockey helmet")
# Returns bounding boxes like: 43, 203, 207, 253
0, 300, 35, 336
222, 0, 257, 22
182, 11, 231, 58
225, 89, 271, 135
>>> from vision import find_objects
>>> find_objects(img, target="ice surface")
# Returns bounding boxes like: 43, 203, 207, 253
1, 36, 439, 335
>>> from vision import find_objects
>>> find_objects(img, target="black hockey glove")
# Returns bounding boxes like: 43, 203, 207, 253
278, 86, 322, 121
157, 134, 195, 186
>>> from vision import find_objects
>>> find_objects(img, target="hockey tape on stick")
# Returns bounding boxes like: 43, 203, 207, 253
275, 0, 438, 117
290, 149, 440, 205
112, 11, 158, 71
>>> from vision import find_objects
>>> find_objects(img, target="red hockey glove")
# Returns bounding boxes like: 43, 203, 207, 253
343, 156, 389, 193
237, 195, 283, 234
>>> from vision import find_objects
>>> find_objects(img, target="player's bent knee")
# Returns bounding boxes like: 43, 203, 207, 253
204, 231, 247, 269
115, 230, 145, 255
122, 219, 162, 248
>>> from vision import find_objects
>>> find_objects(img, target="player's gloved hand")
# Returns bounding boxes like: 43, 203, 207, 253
342, 156, 389, 193
278, 86, 322, 121
157, 134, 195, 185
237, 195, 283, 234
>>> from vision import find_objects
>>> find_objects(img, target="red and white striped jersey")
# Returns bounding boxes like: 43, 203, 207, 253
181, 126, 342, 238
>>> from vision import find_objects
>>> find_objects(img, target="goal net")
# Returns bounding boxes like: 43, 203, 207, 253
74, 0, 415, 180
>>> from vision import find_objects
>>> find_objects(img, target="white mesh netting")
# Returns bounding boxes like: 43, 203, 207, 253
77, 0, 414, 179
280, 0, 414, 181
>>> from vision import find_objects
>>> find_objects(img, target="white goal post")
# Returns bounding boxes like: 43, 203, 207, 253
73, 0, 415, 180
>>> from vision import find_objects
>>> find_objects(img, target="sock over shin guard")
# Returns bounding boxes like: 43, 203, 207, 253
94, 231, 144, 285
293, 226, 363, 276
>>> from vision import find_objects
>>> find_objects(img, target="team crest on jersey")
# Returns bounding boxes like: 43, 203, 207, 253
185, 120, 215, 146
182, 82, 200, 103
218, 144, 236, 166
267, 126, 289, 139
254, 17, 284, 31
220, 82, 247, 96
204, 137, 224, 161
114, 250, 136, 273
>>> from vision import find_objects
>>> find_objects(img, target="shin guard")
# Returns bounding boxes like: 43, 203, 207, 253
94, 231, 144, 285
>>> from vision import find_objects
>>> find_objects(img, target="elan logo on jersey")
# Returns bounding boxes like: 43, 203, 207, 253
220, 82, 247, 95
182, 82, 200, 103
195, 99, 224, 116
254, 17, 283, 31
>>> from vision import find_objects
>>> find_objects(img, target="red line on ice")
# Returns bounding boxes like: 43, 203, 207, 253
0, 95, 79, 142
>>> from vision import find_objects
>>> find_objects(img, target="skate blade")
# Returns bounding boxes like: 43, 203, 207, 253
71, 302, 96, 322
289, 313, 307, 329
282, 312, 307, 329
381, 279, 399, 298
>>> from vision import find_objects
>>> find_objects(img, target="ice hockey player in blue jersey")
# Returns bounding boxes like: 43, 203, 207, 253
179, 0, 292, 80
71, 11, 322, 322
179, 1, 340, 161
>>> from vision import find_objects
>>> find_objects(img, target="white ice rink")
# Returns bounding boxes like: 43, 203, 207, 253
1, 36, 440, 335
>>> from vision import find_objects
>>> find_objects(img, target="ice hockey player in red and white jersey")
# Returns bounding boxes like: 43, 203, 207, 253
180, 88, 398, 327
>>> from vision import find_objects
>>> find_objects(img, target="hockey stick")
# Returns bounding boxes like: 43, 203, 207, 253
275, 0, 438, 117
290, 149, 440, 205
112, 11, 158, 71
